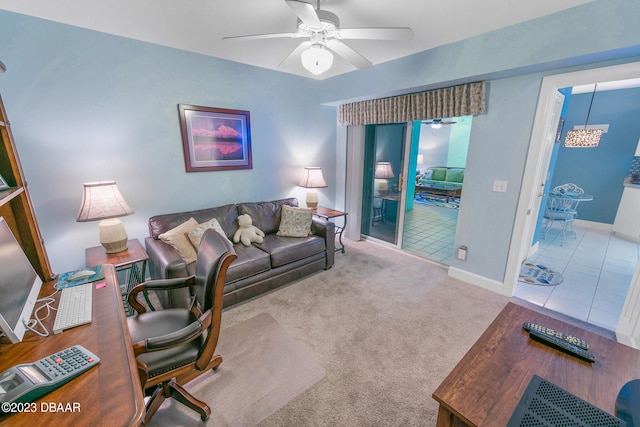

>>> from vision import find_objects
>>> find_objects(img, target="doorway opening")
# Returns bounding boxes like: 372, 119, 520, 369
402, 116, 472, 265
508, 62, 640, 342
515, 81, 640, 331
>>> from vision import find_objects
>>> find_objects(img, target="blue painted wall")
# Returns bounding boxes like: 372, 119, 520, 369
552, 88, 640, 224
0, 11, 335, 272
1, 0, 640, 286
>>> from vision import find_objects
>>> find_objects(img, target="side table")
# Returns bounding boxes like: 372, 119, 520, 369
85, 238, 149, 316
313, 206, 348, 253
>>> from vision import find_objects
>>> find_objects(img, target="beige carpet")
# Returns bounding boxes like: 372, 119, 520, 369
148, 239, 610, 426
148, 312, 325, 426
218, 240, 511, 426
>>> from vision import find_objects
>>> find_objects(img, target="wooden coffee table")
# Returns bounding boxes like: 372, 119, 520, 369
415, 183, 461, 203
432, 302, 640, 426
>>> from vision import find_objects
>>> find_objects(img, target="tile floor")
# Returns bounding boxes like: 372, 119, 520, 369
402, 201, 640, 331
514, 223, 639, 331
402, 201, 458, 264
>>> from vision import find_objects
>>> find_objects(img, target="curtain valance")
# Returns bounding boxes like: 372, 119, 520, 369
337, 81, 486, 126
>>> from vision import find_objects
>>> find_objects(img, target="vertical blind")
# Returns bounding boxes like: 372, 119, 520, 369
338, 81, 486, 126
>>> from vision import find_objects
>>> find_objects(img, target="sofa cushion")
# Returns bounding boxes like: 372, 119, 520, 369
431, 167, 447, 181
255, 234, 325, 268
225, 243, 271, 283
149, 204, 238, 240
237, 198, 298, 235
445, 168, 465, 183
277, 205, 313, 237
187, 217, 230, 249
158, 218, 199, 264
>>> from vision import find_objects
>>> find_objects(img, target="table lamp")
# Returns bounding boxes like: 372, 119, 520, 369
298, 167, 327, 208
375, 162, 394, 194
77, 181, 133, 253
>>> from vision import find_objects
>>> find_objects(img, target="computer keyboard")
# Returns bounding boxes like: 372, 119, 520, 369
53, 283, 93, 334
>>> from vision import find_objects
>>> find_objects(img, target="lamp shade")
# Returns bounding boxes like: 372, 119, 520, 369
375, 162, 394, 179
298, 167, 327, 209
301, 45, 334, 75
77, 181, 133, 253
77, 181, 133, 222
298, 167, 328, 189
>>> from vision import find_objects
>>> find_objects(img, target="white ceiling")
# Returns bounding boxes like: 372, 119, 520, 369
0, 0, 596, 80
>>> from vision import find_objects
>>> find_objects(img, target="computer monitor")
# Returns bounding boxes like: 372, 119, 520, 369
0, 216, 43, 343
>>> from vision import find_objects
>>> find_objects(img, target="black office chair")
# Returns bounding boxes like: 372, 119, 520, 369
126, 229, 236, 423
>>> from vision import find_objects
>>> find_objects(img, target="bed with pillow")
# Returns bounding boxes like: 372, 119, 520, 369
145, 198, 335, 308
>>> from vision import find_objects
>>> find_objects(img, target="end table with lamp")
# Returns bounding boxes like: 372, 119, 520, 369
77, 180, 145, 315
296, 167, 347, 253
85, 239, 148, 316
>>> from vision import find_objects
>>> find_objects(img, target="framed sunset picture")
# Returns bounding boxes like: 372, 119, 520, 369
178, 104, 252, 172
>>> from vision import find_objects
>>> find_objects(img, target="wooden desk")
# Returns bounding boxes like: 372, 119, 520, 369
0, 265, 144, 426
432, 302, 640, 426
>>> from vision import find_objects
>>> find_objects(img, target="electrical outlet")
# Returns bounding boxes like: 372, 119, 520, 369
457, 246, 467, 261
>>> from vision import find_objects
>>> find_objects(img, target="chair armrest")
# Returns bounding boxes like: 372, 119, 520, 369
128, 276, 196, 314
131, 309, 211, 356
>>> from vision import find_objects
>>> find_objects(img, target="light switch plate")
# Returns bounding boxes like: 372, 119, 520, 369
493, 180, 508, 192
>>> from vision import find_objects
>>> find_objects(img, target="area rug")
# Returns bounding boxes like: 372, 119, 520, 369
414, 195, 459, 209
518, 262, 564, 286
148, 312, 326, 426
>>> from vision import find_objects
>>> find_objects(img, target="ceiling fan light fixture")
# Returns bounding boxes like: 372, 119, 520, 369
301, 44, 333, 75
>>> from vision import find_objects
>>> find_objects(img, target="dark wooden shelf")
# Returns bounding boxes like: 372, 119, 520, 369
0, 95, 52, 281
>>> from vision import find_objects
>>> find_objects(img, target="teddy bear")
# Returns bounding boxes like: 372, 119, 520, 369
233, 214, 265, 246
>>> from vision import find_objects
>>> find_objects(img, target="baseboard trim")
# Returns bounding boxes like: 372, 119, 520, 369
448, 266, 513, 296
574, 219, 612, 231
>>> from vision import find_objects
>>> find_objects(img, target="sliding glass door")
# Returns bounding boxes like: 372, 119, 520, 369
360, 123, 407, 245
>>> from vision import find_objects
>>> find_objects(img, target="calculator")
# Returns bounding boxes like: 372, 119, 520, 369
0, 345, 100, 408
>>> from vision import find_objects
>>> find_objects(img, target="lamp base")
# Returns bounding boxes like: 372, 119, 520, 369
305, 190, 319, 209
99, 218, 129, 253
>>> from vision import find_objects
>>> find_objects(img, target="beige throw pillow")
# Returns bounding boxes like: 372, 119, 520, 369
187, 217, 230, 249
277, 204, 313, 237
158, 217, 199, 264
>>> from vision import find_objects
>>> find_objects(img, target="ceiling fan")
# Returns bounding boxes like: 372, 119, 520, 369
222, 0, 414, 75
422, 118, 457, 129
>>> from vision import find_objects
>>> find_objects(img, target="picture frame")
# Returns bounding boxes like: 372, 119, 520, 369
0, 173, 9, 191
178, 104, 252, 172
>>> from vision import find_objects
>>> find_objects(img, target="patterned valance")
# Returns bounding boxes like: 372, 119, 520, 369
338, 82, 486, 126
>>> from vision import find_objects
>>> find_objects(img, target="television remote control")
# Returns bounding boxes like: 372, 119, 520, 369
528, 328, 596, 363
0, 345, 100, 407
523, 322, 589, 350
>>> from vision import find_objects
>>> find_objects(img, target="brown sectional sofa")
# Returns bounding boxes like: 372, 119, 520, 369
145, 197, 335, 308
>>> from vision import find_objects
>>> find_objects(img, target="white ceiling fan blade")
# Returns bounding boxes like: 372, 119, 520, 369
337, 27, 414, 41
223, 32, 300, 41
279, 40, 312, 68
285, 0, 321, 28
326, 39, 372, 69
